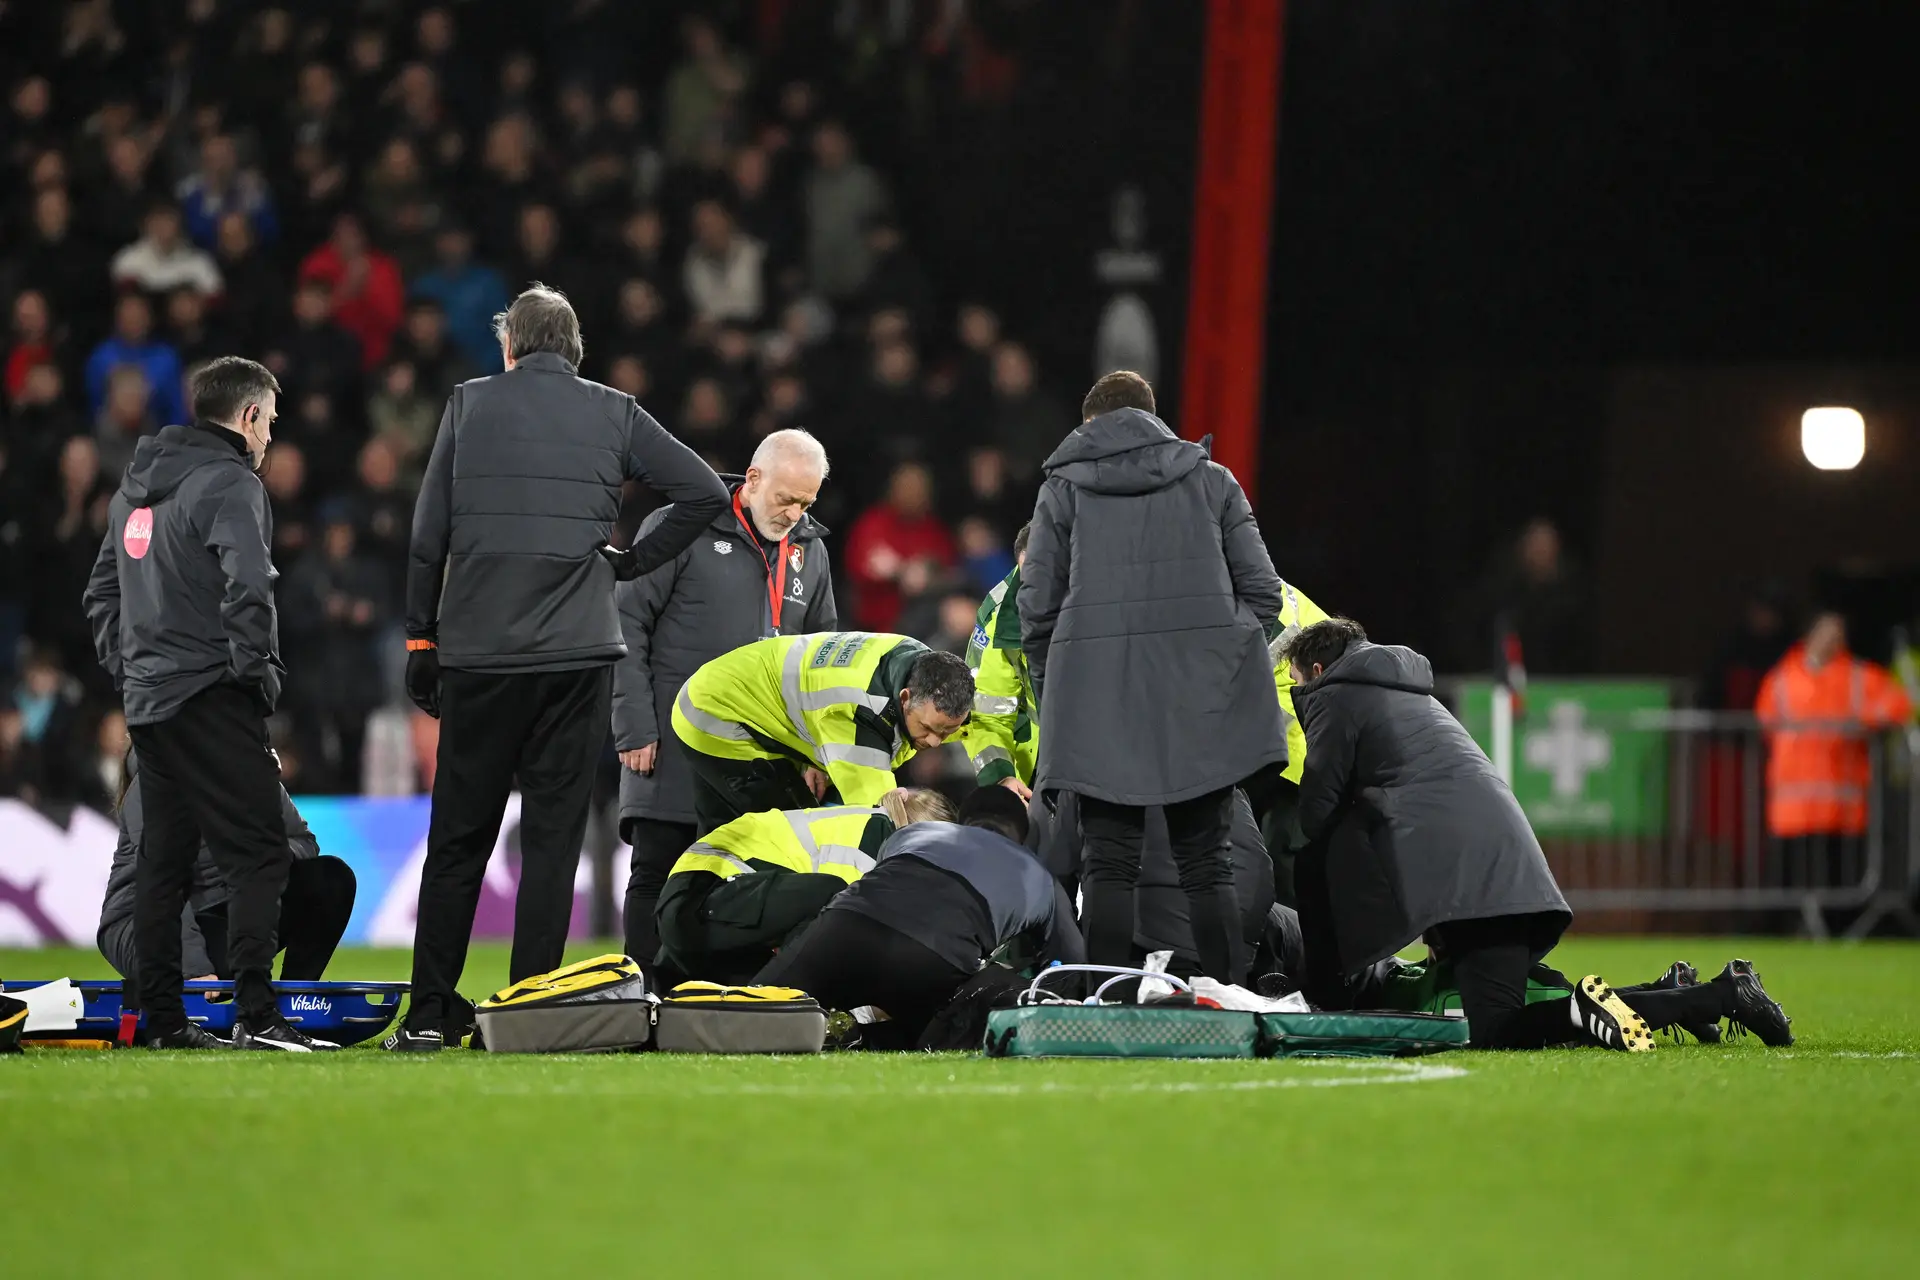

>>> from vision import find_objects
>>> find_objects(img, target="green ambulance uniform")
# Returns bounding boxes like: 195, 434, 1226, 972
963, 566, 1038, 787
672, 632, 951, 826
655, 805, 894, 982
1269, 577, 1332, 786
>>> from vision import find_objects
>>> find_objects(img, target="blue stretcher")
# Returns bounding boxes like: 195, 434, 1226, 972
0, 980, 409, 1047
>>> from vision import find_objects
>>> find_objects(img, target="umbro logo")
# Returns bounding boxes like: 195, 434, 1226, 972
713, 540, 734, 555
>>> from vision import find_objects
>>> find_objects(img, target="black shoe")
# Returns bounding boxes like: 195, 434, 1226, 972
147, 1023, 230, 1050
1652, 960, 1722, 1044
381, 1025, 444, 1053
233, 1016, 340, 1052
1718, 959, 1793, 1046
1571, 975, 1655, 1052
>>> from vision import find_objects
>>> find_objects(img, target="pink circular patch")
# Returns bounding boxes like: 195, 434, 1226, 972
124, 507, 154, 560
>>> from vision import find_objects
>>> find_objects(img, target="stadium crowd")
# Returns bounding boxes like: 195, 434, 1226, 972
1, 1, 1059, 805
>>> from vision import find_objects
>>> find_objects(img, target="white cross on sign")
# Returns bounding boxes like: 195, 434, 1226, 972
1522, 701, 1611, 798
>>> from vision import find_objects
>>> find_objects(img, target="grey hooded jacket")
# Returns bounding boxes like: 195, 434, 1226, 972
406, 352, 728, 671
1019, 408, 1288, 805
613, 479, 837, 827
1293, 641, 1571, 972
83, 422, 282, 725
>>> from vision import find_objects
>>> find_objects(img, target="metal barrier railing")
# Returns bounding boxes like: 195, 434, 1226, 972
1524, 709, 1918, 937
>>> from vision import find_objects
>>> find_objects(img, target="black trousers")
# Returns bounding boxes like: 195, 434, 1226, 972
755, 908, 973, 1045
100, 855, 357, 985
1080, 788, 1240, 983
685, 749, 820, 836
127, 683, 291, 1029
406, 665, 611, 1030
621, 816, 695, 963
655, 867, 847, 985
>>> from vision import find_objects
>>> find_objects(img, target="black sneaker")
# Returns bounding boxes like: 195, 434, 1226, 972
148, 1023, 230, 1050
1652, 960, 1722, 1044
233, 1016, 340, 1052
381, 1025, 444, 1053
1718, 959, 1793, 1046
1571, 975, 1655, 1052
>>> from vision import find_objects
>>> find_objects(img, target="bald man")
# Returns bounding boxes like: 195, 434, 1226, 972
612, 429, 840, 962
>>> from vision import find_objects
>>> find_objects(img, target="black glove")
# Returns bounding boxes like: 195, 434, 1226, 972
598, 543, 642, 581
406, 645, 441, 718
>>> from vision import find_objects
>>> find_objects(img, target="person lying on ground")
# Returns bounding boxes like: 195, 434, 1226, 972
655, 788, 953, 985
753, 785, 1083, 1046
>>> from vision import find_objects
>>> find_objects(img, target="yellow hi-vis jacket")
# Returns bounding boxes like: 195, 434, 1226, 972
963, 566, 1036, 786
672, 631, 946, 807
668, 805, 890, 883
1269, 578, 1331, 785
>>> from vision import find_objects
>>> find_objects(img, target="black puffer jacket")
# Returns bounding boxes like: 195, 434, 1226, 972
95, 748, 319, 977
613, 481, 837, 827
1293, 640, 1570, 972
406, 352, 728, 671
1020, 409, 1287, 805
82, 422, 282, 725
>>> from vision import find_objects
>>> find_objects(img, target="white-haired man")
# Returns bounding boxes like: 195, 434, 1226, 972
612, 428, 839, 963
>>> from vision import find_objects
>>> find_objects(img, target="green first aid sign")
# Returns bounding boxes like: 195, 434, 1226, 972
1454, 680, 1670, 836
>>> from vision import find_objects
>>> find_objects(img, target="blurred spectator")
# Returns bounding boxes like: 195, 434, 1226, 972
927, 590, 985, 657
731, 144, 799, 279
88, 707, 128, 813
614, 205, 675, 290
29, 435, 110, 685
163, 285, 228, 370
4, 290, 59, 403
408, 223, 509, 372
91, 131, 159, 248
605, 277, 677, 383
1461, 517, 1593, 675
846, 338, 933, 476
391, 298, 477, 402
0, 705, 33, 802
511, 203, 599, 330
6, 364, 82, 478
664, 16, 750, 164
475, 113, 547, 262
684, 198, 766, 327
15, 187, 109, 338
360, 136, 442, 272
845, 461, 957, 631
387, 62, 467, 181
3, 75, 55, 177
351, 437, 414, 571
287, 390, 358, 498
93, 364, 156, 479
858, 215, 934, 335
956, 515, 1015, 595
984, 340, 1067, 482
605, 354, 653, 401
270, 278, 363, 406
214, 210, 287, 342
283, 142, 351, 254
957, 444, 1028, 541
413, 7, 484, 130
367, 360, 439, 479
262, 440, 315, 567
298, 212, 405, 369
678, 376, 746, 470
176, 132, 279, 250
281, 514, 389, 793
7, 647, 86, 804
85, 293, 185, 425
288, 60, 353, 159
110, 200, 224, 297
1701, 586, 1794, 710
598, 84, 664, 207
805, 120, 888, 301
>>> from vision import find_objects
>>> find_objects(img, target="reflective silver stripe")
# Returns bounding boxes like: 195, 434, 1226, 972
819, 741, 896, 772
796, 685, 890, 714
779, 640, 816, 750
973, 693, 1020, 716
685, 842, 754, 876
972, 745, 1013, 775
782, 806, 880, 856
1282, 578, 1299, 627
1772, 782, 1866, 800
987, 579, 1010, 607
815, 843, 877, 877
675, 685, 752, 741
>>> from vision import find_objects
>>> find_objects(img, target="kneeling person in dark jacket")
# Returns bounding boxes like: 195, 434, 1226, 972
1285, 618, 1650, 1052
755, 787, 1085, 1045
98, 749, 355, 988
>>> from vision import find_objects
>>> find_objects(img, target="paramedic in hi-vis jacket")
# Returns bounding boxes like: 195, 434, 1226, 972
613, 429, 839, 963
655, 790, 954, 982
962, 523, 1038, 800
671, 631, 974, 833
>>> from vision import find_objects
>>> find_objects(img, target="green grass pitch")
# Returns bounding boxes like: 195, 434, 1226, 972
5, 937, 1917, 1278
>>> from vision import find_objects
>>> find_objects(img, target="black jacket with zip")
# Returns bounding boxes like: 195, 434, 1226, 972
613, 478, 837, 826
83, 421, 283, 726
405, 352, 728, 671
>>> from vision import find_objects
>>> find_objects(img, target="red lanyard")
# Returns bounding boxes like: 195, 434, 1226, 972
733, 488, 790, 630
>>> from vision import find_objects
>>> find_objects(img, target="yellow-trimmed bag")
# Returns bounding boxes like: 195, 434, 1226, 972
474, 954, 655, 1053
654, 981, 827, 1054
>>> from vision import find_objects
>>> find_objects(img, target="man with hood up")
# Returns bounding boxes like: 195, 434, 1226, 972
1019, 370, 1287, 984
83, 356, 335, 1051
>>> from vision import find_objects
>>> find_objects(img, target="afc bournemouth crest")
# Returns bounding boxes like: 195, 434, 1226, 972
789, 545, 805, 574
